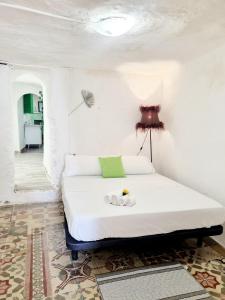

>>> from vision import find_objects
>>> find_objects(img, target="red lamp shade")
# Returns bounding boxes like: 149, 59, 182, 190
136, 105, 164, 131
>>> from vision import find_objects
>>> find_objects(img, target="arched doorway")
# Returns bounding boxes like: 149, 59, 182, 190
17, 92, 43, 151
13, 73, 52, 191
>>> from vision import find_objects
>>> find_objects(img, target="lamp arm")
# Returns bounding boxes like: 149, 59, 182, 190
68, 101, 84, 116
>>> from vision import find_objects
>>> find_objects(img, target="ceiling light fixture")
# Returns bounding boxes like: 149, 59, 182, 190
95, 15, 135, 37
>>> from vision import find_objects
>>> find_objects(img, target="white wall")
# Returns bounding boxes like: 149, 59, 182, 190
0, 64, 14, 201
47, 68, 70, 185
17, 97, 25, 150
69, 69, 163, 157
154, 46, 225, 205
0, 67, 71, 203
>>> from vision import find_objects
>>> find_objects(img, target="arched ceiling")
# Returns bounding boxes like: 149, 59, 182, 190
0, 0, 224, 70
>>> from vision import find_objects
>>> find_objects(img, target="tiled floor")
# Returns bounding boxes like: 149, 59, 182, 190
14, 150, 53, 191
0, 202, 225, 299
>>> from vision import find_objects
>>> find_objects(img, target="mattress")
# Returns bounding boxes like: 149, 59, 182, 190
62, 174, 225, 241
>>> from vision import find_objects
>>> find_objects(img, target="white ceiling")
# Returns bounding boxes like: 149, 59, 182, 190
0, 0, 225, 70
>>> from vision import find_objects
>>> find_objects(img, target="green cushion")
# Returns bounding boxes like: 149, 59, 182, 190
99, 156, 125, 178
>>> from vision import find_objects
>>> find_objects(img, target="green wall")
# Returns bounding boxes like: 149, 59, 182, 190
23, 94, 33, 113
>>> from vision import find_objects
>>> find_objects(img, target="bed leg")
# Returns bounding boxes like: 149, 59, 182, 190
71, 251, 78, 261
197, 237, 203, 247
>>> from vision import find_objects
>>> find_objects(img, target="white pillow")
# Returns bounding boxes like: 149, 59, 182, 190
64, 155, 101, 176
63, 154, 155, 177
122, 156, 155, 175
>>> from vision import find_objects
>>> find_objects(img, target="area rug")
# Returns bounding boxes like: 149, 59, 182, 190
97, 263, 212, 300
0, 202, 225, 299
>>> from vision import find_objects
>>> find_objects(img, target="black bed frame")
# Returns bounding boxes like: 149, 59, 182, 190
64, 218, 223, 260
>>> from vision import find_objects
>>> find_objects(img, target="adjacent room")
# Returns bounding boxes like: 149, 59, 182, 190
0, 1, 225, 299
14, 81, 51, 191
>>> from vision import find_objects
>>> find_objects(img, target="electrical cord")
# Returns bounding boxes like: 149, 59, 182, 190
137, 130, 149, 156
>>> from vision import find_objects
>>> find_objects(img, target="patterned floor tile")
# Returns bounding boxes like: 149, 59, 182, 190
0, 202, 225, 299
0, 251, 26, 299
77, 286, 101, 300
0, 225, 10, 242
0, 206, 13, 227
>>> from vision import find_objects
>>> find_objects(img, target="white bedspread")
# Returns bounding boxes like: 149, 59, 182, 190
62, 174, 225, 241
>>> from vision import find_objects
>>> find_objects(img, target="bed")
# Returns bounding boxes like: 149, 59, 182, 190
62, 155, 225, 260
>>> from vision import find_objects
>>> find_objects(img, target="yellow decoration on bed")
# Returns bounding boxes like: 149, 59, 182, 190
122, 189, 129, 196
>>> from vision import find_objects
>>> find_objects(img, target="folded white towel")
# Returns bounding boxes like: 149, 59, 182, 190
104, 192, 119, 204
104, 191, 136, 207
